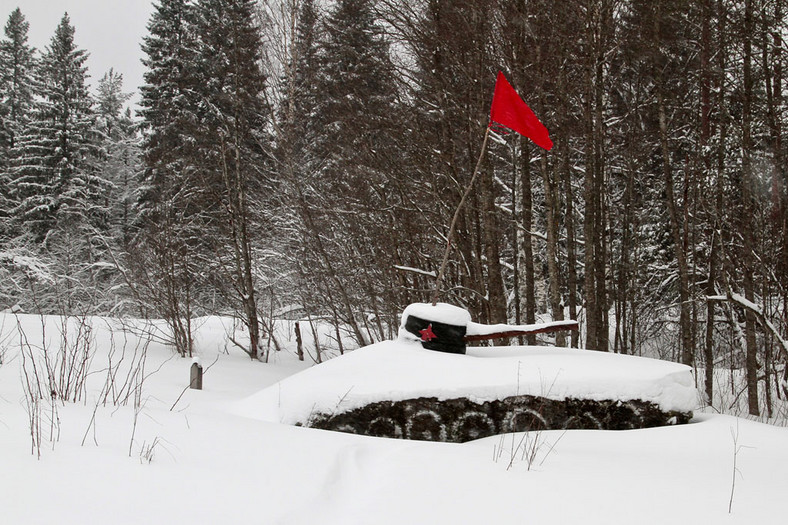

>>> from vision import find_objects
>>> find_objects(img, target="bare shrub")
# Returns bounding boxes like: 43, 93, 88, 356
493, 430, 566, 471
16, 312, 160, 456
96, 320, 153, 407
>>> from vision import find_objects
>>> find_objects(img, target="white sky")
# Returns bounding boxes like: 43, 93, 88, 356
0, 0, 154, 108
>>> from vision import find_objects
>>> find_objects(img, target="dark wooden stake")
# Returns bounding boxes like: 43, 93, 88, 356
295, 321, 304, 362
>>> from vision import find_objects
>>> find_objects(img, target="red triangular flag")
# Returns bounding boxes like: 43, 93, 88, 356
489, 71, 553, 151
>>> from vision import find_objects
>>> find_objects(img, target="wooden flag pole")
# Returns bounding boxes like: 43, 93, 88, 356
431, 126, 492, 306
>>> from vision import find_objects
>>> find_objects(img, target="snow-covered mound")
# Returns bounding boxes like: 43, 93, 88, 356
235, 339, 697, 441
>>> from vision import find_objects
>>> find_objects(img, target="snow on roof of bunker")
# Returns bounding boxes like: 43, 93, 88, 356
400, 302, 472, 327
235, 340, 698, 426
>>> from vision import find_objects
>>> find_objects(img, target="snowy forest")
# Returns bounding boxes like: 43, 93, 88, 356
0, 0, 787, 419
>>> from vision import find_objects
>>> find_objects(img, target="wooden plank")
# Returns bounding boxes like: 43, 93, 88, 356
463, 320, 579, 343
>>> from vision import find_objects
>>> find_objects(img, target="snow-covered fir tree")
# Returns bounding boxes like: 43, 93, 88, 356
137, 0, 197, 221
94, 69, 139, 253
188, 0, 272, 359
7, 13, 99, 244
136, 0, 200, 356
284, 0, 320, 147
0, 8, 36, 237
313, 0, 398, 179
294, 0, 404, 344
0, 8, 35, 158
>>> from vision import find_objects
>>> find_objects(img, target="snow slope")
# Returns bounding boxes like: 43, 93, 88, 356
0, 313, 786, 524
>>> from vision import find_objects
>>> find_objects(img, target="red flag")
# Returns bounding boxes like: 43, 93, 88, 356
489, 71, 553, 151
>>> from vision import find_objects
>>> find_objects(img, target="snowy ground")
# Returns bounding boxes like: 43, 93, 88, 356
1, 313, 787, 524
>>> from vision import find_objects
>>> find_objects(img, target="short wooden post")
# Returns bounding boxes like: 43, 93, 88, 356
295, 321, 304, 362
190, 362, 203, 390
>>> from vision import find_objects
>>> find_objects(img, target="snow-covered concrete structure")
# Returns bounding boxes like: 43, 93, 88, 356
240, 304, 697, 442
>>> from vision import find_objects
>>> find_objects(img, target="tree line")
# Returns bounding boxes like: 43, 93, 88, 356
0, 0, 786, 415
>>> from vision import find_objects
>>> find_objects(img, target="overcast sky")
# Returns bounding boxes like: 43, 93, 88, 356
0, 0, 155, 107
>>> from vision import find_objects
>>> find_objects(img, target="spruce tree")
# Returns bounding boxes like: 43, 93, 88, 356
288, 0, 321, 148
8, 13, 97, 244
95, 69, 131, 138
0, 8, 35, 157
0, 8, 36, 234
278, 0, 321, 192
95, 69, 139, 252
137, 0, 199, 357
138, 0, 270, 358
137, 0, 196, 219
191, 0, 271, 360
298, 0, 402, 344
314, 0, 398, 180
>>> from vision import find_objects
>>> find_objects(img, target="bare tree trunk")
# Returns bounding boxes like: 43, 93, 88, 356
481, 154, 507, 324
542, 153, 566, 346
512, 144, 523, 344
763, 281, 774, 418
581, 0, 613, 352
593, 44, 608, 352
705, 231, 718, 405
659, 92, 693, 367
742, 0, 760, 416
773, 0, 788, 406
583, 54, 599, 350
219, 138, 261, 361
617, 154, 636, 355
701, 0, 715, 404
562, 137, 579, 348
518, 141, 537, 345
652, 5, 692, 367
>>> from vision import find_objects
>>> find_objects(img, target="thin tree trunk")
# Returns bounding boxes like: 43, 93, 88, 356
594, 49, 608, 352
659, 89, 692, 366
618, 155, 636, 355
562, 136, 579, 348
652, 2, 691, 366
583, 54, 598, 350
519, 141, 537, 345
705, 230, 717, 405
742, 0, 760, 416
542, 153, 566, 346
701, 0, 715, 404
481, 151, 507, 324
512, 143, 523, 344
294, 321, 304, 361
220, 138, 261, 361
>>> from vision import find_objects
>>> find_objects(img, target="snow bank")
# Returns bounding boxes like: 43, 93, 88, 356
2, 312, 787, 524
235, 340, 697, 426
